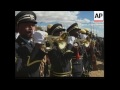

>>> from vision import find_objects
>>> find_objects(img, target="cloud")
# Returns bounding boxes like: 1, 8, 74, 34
34, 11, 79, 23
15, 11, 80, 28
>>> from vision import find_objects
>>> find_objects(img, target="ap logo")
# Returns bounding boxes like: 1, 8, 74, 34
94, 11, 104, 22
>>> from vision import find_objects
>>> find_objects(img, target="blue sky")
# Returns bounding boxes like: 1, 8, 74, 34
15, 11, 104, 37
38, 11, 94, 26
77, 11, 94, 21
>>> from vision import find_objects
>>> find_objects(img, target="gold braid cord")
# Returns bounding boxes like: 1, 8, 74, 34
27, 56, 42, 66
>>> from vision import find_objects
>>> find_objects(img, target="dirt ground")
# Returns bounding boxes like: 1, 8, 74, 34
89, 59, 104, 77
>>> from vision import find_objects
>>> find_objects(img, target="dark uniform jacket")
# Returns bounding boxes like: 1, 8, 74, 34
47, 44, 73, 77
71, 46, 84, 60
15, 36, 46, 77
71, 45, 84, 76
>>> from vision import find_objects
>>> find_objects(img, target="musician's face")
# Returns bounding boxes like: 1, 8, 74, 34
70, 30, 79, 38
18, 22, 36, 40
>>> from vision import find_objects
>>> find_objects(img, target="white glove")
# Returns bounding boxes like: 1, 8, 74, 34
67, 36, 75, 45
33, 31, 48, 44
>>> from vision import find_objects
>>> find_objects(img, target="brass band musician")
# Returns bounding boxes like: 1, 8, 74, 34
67, 23, 84, 77
46, 23, 75, 77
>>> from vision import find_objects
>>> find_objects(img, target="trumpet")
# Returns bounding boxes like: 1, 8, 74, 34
73, 38, 90, 47
46, 32, 69, 50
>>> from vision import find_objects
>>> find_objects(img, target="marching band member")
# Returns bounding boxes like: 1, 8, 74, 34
47, 23, 75, 77
82, 36, 91, 77
15, 11, 46, 77
67, 23, 84, 77
82, 36, 98, 76
71, 42, 84, 77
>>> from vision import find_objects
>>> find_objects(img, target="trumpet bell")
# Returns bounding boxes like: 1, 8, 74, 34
58, 41, 67, 49
83, 40, 90, 47
58, 32, 68, 49
59, 32, 68, 40
46, 32, 68, 50
84, 43, 90, 47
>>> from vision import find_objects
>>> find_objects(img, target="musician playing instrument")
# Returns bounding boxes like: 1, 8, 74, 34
15, 11, 46, 77
46, 23, 75, 77
67, 23, 84, 77
82, 36, 98, 76
82, 36, 91, 76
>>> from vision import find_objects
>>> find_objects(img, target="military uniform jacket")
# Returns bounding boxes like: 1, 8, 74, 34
15, 36, 46, 77
71, 46, 84, 60
47, 44, 73, 77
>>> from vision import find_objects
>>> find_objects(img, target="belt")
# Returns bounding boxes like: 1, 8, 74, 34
72, 57, 82, 60
51, 71, 71, 77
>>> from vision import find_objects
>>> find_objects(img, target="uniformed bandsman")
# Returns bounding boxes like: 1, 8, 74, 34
71, 42, 84, 77
67, 23, 84, 77
46, 23, 75, 77
15, 11, 46, 77
82, 37, 91, 77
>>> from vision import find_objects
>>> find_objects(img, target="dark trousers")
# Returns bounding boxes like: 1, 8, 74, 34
72, 59, 83, 77
29, 68, 40, 77
83, 57, 93, 72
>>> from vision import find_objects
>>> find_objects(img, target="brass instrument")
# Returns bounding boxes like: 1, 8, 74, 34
46, 32, 69, 50
74, 38, 90, 47
84, 40, 90, 47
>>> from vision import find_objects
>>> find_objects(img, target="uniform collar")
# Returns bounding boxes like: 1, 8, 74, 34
20, 36, 32, 44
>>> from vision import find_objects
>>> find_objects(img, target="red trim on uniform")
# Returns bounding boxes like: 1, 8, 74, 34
76, 51, 80, 59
